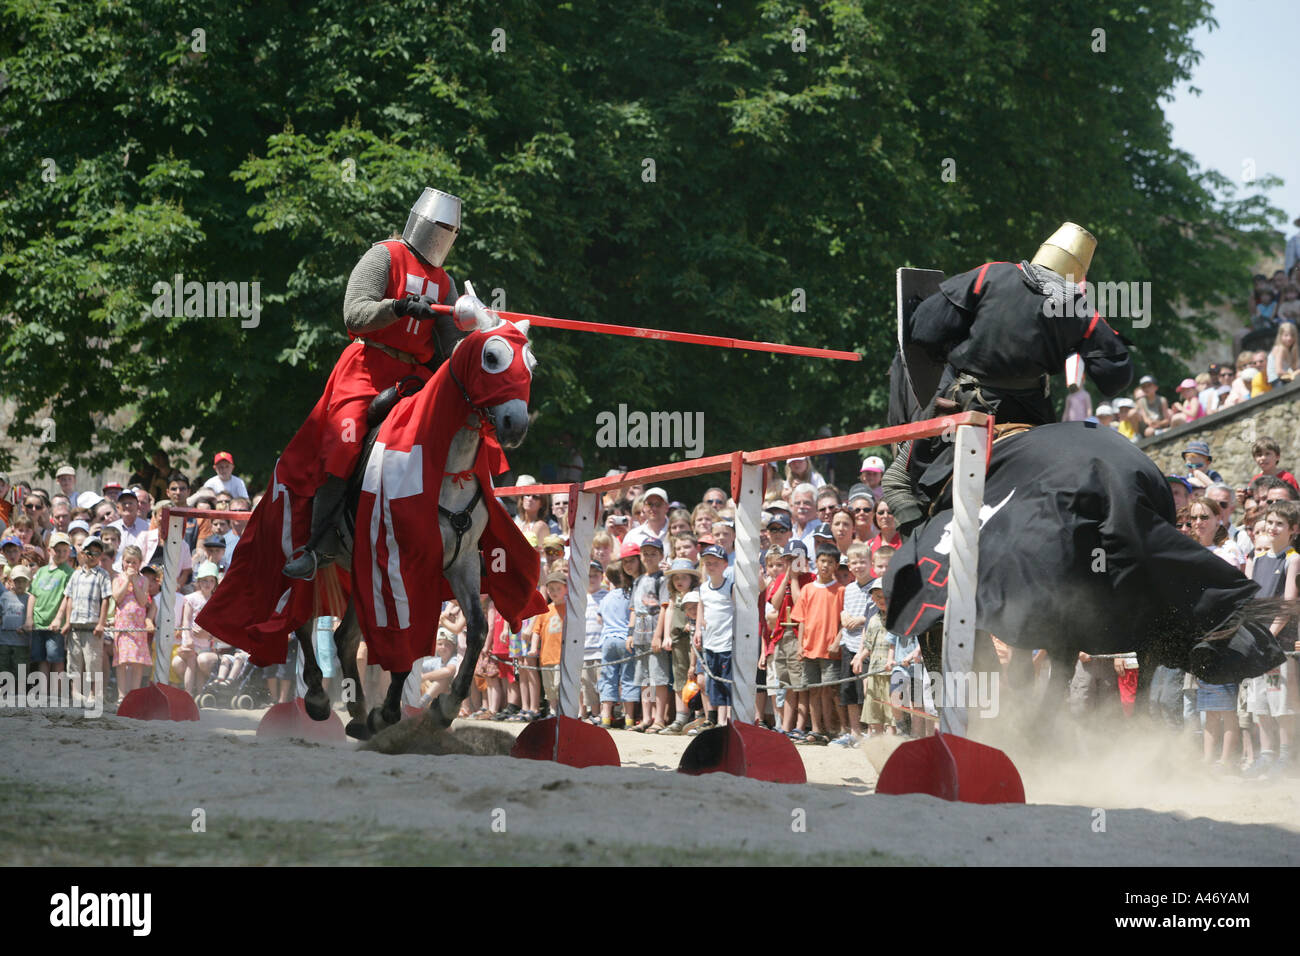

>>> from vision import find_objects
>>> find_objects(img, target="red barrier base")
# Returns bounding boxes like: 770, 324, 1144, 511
510, 715, 621, 768
117, 684, 200, 722
677, 722, 807, 784
256, 697, 348, 743
875, 732, 1025, 804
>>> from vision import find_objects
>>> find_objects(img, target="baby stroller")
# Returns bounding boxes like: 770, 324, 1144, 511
195, 650, 272, 710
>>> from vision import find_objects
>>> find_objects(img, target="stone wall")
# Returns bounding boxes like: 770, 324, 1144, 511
1138, 379, 1300, 486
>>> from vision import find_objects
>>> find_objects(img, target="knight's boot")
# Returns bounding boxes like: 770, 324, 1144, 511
282, 475, 348, 580
881, 442, 925, 538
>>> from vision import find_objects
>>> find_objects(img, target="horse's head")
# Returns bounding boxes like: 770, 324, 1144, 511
448, 289, 535, 449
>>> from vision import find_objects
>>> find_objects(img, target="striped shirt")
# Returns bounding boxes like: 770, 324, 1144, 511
62, 566, 113, 625
840, 580, 871, 654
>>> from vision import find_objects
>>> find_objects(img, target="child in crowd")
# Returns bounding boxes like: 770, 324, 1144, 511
629, 537, 668, 731
655, 557, 701, 735
582, 560, 608, 721
56, 535, 112, 707
597, 560, 635, 729
176, 562, 221, 697
694, 544, 735, 729
1242, 503, 1299, 777
834, 542, 873, 746
1251, 437, 1300, 495
0, 564, 33, 681
767, 541, 813, 738
853, 580, 894, 734
111, 544, 152, 698
527, 568, 567, 715
790, 547, 844, 744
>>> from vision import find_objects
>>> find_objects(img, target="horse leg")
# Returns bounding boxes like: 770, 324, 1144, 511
298, 620, 330, 721
333, 604, 371, 740
431, 552, 486, 727
367, 670, 409, 734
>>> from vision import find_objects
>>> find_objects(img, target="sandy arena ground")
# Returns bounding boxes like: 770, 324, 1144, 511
2, 698, 1297, 866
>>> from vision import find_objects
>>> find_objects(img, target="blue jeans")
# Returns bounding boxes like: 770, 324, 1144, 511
1148, 665, 1185, 731
29, 629, 66, 665
599, 636, 636, 703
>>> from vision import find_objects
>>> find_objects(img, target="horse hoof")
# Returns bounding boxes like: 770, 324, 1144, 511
367, 706, 399, 734
427, 694, 457, 729
345, 718, 372, 741
304, 688, 330, 721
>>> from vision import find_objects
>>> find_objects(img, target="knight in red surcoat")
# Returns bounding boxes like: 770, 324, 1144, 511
281, 187, 464, 579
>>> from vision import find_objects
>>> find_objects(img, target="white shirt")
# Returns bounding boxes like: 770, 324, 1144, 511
120, 528, 192, 575
203, 474, 249, 499
109, 516, 151, 555
624, 517, 669, 550
700, 574, 735, 653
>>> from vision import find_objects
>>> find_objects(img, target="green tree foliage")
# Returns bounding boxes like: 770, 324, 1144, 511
0, 0, 1283, 486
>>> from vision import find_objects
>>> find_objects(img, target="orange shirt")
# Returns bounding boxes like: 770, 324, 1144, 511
791, 579, 843, 660
534, 604, 565, 668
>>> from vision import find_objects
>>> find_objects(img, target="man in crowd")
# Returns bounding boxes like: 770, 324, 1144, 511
625, 486, 670, 549
202, 451, 249, 500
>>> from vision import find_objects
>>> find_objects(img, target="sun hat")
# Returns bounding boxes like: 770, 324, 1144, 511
196, 561, 220, 580
666, 558, 700, 578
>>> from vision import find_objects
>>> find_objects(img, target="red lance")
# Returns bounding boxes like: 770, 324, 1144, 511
425, 302, 860, 362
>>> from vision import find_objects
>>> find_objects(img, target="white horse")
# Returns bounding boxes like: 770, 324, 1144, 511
297, 303, 535, 739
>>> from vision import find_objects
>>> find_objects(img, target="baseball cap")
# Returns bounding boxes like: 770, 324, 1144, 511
640, 536, 664, 553
811, 522, 834, 539
543, 569, 568, 587
102, 481, 123, 494
782, 540, 808, 559
1139, 374, 1156, 385
1095, 404, 1115, 416
1, 536, 21, 549
766, 499, 791, 513
1113, 398, 1135, 410
619, 542, 641, 559
860, 456, 885, 473
436, 626, 457, 644
766, 513, 792, 531
838, 553, 850, 566
699, 544, 727, 561
141, 563, 162, 577
786, 455, 809, 464
203, 534, 227, 549
48, 532, 72, 548
682, 591, 701, 605
56, 465, 76, 478
79, 536, 104, 553
1177, 378, 1197, 391
68, 520, 90, 534
867, 577, 885, 592
77, 491, 105, 511
643, 486, 668, 503
213, 451, 234, 465
541, 534, 566, 553
196, 561, 220, 580
8, 564, 32, 582
1165, 474, 1192, 492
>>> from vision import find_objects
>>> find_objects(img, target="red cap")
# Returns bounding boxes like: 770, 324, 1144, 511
102, 481, 123, 491
619, 542, 641, 559
213, 451, 234, 465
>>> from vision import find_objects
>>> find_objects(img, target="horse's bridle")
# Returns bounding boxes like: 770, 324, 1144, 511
439, 363, 494, 566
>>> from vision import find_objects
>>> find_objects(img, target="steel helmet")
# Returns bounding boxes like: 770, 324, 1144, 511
402, 187, 462, 267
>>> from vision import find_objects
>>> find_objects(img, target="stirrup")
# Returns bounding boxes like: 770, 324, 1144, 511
283, 545, 320, 581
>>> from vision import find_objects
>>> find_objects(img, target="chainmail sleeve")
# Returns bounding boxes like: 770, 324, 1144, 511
343, 244, 399, 334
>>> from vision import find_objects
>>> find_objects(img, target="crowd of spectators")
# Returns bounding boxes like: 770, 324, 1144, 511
0, 452, 259, 709
1, 423, 1294, 777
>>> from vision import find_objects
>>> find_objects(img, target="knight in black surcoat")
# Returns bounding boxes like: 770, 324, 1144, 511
883, 222, 1134, 536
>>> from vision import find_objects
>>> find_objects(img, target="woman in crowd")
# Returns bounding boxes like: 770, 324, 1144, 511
1178, 500, 1242, 770
830, 507, 856, 556
784, 455, 825, 490
869, 499, 902, 554
1266, 321, 1298, 386
512, 476, 552, 545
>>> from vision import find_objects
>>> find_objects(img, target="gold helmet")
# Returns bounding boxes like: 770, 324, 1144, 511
1031, 222, 1096, 282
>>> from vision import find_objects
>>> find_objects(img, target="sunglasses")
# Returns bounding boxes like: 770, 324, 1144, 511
1177, 521, 1193, 529
852, 507, 873, 514
817, 505, 836, 513
704, 498, 725, 507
